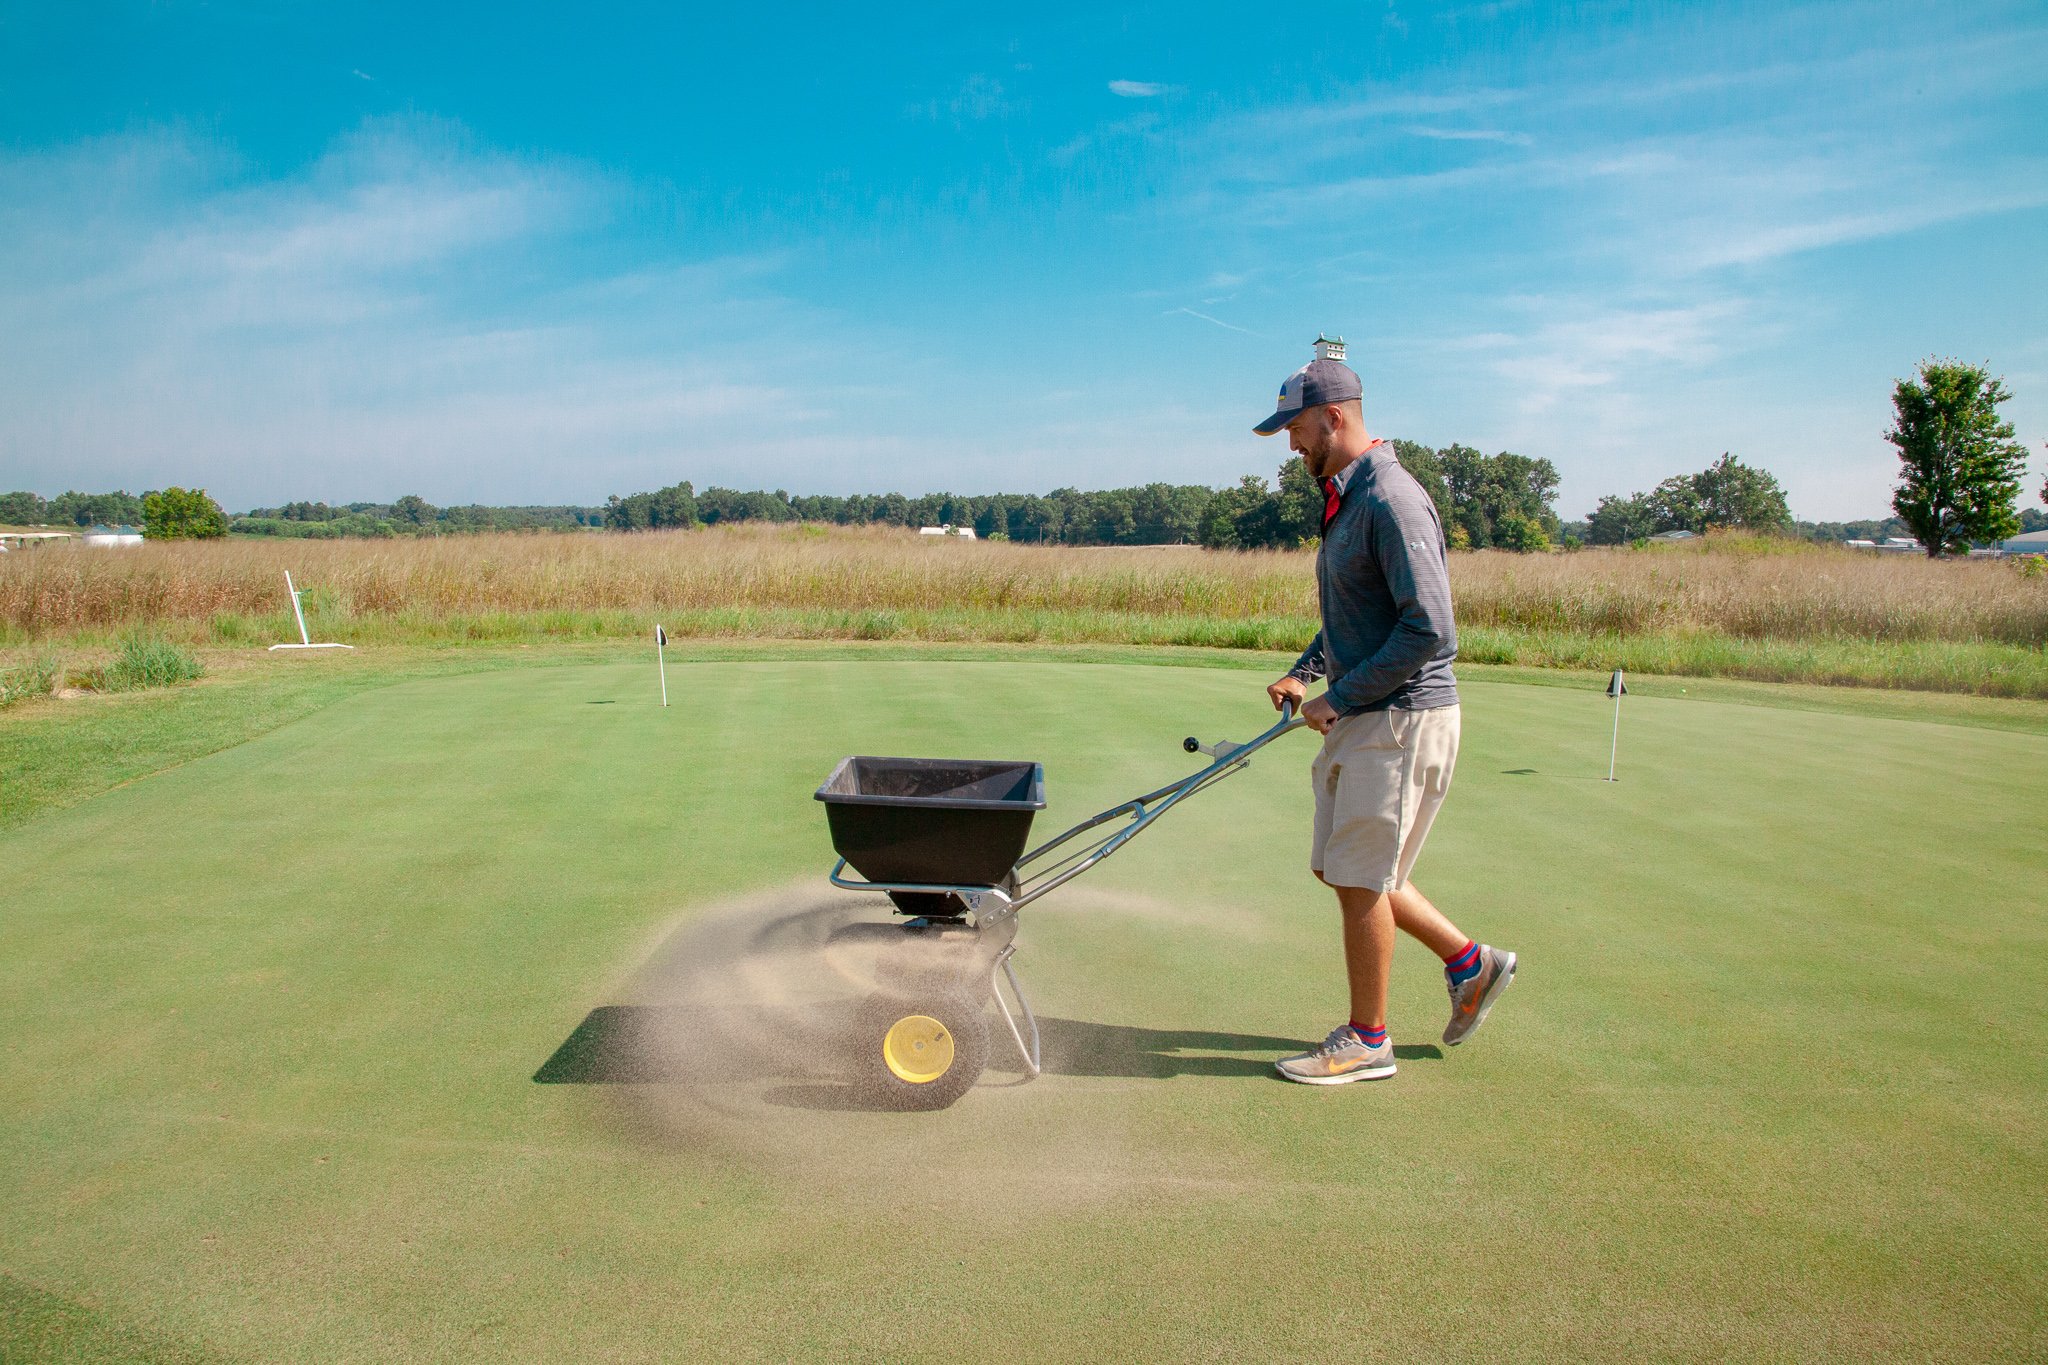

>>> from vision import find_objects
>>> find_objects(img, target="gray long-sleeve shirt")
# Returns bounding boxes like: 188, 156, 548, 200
1286, 445, 1459, 713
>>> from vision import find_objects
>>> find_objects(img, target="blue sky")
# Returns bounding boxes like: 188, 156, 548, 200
2, 1, 2044, 519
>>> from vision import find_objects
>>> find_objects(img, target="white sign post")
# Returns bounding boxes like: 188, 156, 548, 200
655, 624, 669, 708
1605, 668, 1627, 782
267, 571, 354, 651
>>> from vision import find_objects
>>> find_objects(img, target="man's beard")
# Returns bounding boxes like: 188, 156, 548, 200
1299, 433, 1338, 478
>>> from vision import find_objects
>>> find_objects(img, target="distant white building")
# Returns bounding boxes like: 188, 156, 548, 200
1649, 529, 1697, 542
83, 525, 143, 547
1844, 539, 1878, 550
2001, 530, 2048, 557
1876, 537, 1921, 554
0, 531, 74, 552
918, 525, 976, 539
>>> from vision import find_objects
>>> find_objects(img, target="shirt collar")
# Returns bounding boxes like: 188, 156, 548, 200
1324, 438, 1385, 496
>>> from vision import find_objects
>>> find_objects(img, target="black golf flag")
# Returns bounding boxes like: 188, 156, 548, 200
656, 624, 668, 647
1606, 668, 1627, 697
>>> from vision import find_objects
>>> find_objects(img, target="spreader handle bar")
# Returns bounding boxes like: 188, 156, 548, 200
826, 702, 1307, 916
1002, 701, 1306, 910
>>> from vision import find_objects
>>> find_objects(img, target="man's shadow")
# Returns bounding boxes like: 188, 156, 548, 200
1035, 1017, 1440, 1078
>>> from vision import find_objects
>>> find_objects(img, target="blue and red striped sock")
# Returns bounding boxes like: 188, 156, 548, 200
1444, 940, 1483, 985
1348, 1022, 1388, 1049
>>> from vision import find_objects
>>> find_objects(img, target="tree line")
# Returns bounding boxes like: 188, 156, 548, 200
234, 497, 604, 538
603, 439, 1569, 550
8, 364, 2034, 554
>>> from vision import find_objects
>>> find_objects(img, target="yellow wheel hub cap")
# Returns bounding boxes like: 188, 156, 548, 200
881, 1014, 954, 1084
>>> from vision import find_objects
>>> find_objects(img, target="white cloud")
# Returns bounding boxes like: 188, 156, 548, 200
1108, 80, 1169, 98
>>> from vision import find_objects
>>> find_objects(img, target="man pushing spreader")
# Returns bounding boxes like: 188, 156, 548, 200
1255, 347, 1517, 1084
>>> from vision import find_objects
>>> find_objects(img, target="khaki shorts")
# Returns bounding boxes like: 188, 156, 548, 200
1310, 704, 1460, 892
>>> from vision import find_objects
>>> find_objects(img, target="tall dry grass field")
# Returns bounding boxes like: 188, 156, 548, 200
3, 525, 2044, 693
0, 526, 1311, 629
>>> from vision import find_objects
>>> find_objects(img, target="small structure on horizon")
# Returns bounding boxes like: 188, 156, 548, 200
1649, 529, 1696, 542
1314, 333, 1346, 362
83, 524, 143, 547
0, 530, 75, 552
918, 525, 977, 539
1877, 537, 1922, 554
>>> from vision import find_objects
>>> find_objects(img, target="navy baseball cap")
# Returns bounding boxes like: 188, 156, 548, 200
1253, 359, 1364, 435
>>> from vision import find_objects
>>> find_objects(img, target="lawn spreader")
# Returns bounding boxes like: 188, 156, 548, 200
815, 701, 1307, 1109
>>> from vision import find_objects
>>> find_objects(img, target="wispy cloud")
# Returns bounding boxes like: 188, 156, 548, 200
1404, 125, 1530, 145
1164, 306, 1263, 337
0, 122, 927, 505
1458, 299, 1747, 412
1108, 79, 1171, 98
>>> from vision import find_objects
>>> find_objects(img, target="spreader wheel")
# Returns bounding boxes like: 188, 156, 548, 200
854, 990, 989, 1111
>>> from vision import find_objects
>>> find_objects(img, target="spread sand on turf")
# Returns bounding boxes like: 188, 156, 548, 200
548, 885, 1279, 1212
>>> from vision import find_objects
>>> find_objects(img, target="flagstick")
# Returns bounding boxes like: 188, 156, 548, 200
286, 569, 311, 647
656, 626, 669, 708
1606, 686, 1621, 782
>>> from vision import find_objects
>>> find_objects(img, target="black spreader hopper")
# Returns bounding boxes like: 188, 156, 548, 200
815, 756, 1046, 889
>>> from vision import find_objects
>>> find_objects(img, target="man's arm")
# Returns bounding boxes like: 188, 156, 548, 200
1268, 630, 1324, 711
1287, 631, 1326, 685
1324, 498, 1455, 712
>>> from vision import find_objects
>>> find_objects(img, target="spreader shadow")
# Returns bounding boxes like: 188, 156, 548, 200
535, 1006, 1445, 1092
533, 1006, 683, 1083
534, 1001, 861, 1085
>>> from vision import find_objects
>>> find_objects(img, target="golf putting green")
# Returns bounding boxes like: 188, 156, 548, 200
1, 660, 2042, 1361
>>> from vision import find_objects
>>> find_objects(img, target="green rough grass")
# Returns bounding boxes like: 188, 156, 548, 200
80, 634, 204, 693
1, 659, 2043, 1361
0, 652, 59, 707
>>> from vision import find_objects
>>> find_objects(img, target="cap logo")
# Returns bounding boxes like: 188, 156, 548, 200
1279, 366, 1307, 410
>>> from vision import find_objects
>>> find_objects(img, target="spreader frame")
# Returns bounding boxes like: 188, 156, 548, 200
824, 702, 1307, 1086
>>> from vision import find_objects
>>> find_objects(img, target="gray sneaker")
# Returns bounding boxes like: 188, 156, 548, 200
1275, 1025, 1397, 1085
1443, 946, 1516, 1047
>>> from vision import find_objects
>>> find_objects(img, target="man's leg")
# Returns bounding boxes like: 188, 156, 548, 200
1389, 882, 1466, 958
1276, 878, 1399, 1084
1393, 878, 1517, 1047
1337, 884, 1395, 1031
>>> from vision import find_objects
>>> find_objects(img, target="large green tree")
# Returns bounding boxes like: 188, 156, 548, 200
1648, 453, 1791, 534
1887, 360, 2028, 556
1585, 493, 1659, 545
604, 480, 698, 531
1585, 454, 1793, 544
1438, 445, 1562, 549
140, 487, 228, 540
